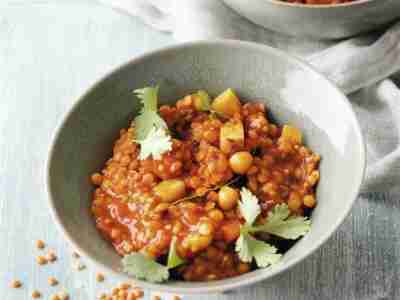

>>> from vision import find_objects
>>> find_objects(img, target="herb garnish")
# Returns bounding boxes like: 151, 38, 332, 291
235, 188, 311, 267
132, 86, 172, 160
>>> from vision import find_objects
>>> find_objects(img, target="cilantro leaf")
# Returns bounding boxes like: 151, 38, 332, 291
133, 86, 167, 141
239, 187, 261, 225
136, 127, 172, 160
167, 236, 185, 269
134, 110, 167, 141
132, 85, 171, 160
122, 236, 185, 283
250, 237, 282, 267
236, 189, 311, 268
134, 86, 159, 112
251, 204, 311, 240
122, 253, 169, 283
235, 232, 253, 263
235, 232, 281, 267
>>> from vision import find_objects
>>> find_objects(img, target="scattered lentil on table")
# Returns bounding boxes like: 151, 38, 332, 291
31, 290, 41, 299
35, 240, 45, 250
48, 276, 58, 286
46, 250, 57, 263
10, 280, 22, 288
36, 255, 47, 265
96, 272, 105, 282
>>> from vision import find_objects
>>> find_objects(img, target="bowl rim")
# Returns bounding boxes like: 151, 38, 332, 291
46, 39, 366, 294
263, 0, 374, 9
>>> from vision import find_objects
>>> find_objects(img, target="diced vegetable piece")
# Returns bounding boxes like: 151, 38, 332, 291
220, 120, 244, 153
220, 120, 244, 143
154, 179, 186, 202
193, 90, 211, 111
281, 125, 302, 144
211, 89, 241, 117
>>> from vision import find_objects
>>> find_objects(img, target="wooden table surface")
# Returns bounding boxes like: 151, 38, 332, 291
1, 1, 399, 299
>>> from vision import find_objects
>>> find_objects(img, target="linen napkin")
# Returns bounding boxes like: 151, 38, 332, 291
98, 0, 400, 195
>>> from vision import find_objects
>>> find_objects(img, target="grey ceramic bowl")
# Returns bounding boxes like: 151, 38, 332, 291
223, 0, 400, 39
47, 40, 365, 294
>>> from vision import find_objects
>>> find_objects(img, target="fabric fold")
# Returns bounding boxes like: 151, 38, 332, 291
98, 0, 400, 194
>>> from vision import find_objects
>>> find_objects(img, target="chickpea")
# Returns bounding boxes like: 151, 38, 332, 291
189, 234, 212, 253
229, 151, 253, 174
307, 171, 320, 186
303, 194, 316, 208
154, 179, 186, 202
288, 192, 302, 211
218, 186, 239, 211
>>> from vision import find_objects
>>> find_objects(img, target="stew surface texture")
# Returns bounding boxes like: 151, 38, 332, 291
90, 88, 320, 282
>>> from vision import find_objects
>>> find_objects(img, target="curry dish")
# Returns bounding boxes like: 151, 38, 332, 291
90, 87, 320, 282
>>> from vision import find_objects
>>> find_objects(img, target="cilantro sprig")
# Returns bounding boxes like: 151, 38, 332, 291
236, 188, 311, 268
132, 86, 172, 160
122, 253, 169, 283
122, 236, 185, 283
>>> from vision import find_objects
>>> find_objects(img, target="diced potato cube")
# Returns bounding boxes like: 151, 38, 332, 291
193, 90, 211, 111
220, 120, 244, 153
281, 125, 302, 144
220, 120, 244, 143
211, 88, 241, 117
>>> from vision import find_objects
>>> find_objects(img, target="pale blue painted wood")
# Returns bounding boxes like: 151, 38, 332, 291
0, 1, 399, 300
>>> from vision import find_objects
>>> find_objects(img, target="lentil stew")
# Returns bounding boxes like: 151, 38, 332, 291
90, 87, 320, 282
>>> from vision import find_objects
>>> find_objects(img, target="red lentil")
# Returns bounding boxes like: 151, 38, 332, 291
48, 276, 58, 286
31, 290, 41, 298
46, 250, 57, 263
36, 255, 47, 265
10, 280, 22, 288
35, 240, 45, 250
96, 272, 105, 282
57, 291, 69, 300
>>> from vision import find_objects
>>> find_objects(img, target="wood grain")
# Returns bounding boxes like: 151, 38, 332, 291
0, 1, 399, 299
